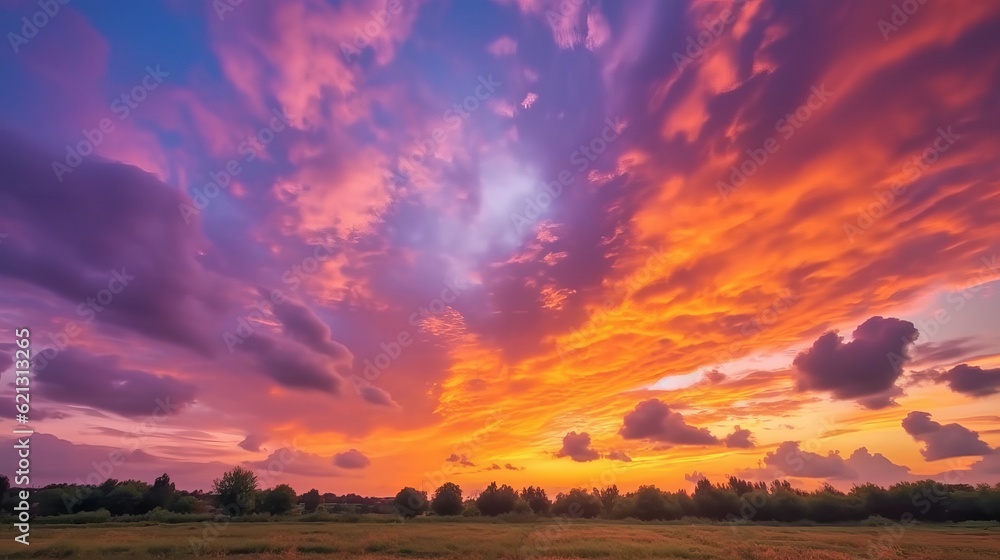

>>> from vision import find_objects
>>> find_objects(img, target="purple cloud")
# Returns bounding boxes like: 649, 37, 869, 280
557, 431, 600, 462
445, 453, 475, 467
238, 433, 267, 452
619, 399, 718, 445
793, 316, 919, 408
267, 294, 352, 361
358, 385, 399, 407
605, 450, 632, 462
723, 426, 755, 449
942, 364, 1000, 397
902, 411, 993, 460
333, 449, 371, 469
36, 348, 196, 417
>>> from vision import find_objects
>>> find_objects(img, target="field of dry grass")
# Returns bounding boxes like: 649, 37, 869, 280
1, 520, 998, 559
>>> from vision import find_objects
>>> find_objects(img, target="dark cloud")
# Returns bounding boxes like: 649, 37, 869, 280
0, 432, 227, 490
333, 449, 371, 469
557, 431, 600, 462
684, 471, 707, 484
445, 453, 475, 467
793, 316, 919, 408
267, 294, 352, 361
605, 450, 632, 462
723, 426, 755, 449
911, 337, 990, 366
942, 364, 1000, 397
902, 411, 993, 460
0, 134, 350, 398
238, 433, 267, 452
239, 333, 342, 393
358, 385, 399, 407
36, 348, 196, 417
244, 448, 337, 477
486, 463, 502, 470
504, 463, 523, 470
0, 133, 234, 355
619, 399, 718, 445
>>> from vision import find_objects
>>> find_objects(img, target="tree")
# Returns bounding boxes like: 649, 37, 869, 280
393, 487, 428, 518
431, 482, 464, 516
551, 488, 602, 518
476, 482, 518, 516
0, 474, 9, 497
212, 466, 259, 514
260, 484, 297, 515
301, 489, 321, 513
520, 486, 551, 515
145, 473, 175, 511
593, 485, 620, 514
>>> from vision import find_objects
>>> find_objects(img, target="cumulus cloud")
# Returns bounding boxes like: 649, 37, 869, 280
793, 316, 919, 408
723, 426, 755, 449
902, 411, 993, 460
619, 399, 718, 445
556, 431, 600, 462
760, 441, 855, 478
942, 364, 1000, 397
333, 448, 371, 469
738, 443, 916, 488
36, 348, 197, 418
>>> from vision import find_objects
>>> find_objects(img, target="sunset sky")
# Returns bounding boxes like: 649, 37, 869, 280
1, 0, 999, 497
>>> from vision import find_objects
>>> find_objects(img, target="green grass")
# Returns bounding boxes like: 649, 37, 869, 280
0, 519, 998, 559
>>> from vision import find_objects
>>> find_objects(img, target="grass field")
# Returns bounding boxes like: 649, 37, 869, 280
1, 520, 999, 559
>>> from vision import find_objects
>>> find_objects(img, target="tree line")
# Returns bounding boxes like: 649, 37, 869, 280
3, 471, 1000, 523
